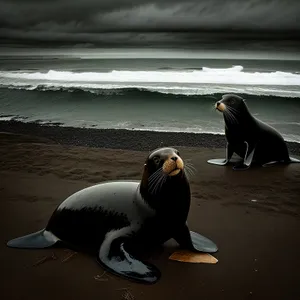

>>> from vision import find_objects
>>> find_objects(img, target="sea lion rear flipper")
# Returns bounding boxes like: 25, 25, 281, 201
263, 157, 300, 167
233, 141, 255, 170
7, 229, 59, 249
289, 157, 300, 163
97, 232, 160, 284
173, 224, 218, 253
207, 143, 233, 166
262, 161, 280, 167
207, 158, 228, 165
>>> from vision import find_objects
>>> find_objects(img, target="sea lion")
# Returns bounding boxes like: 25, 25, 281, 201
7, 147, 218, 284
207, 94, 300, 170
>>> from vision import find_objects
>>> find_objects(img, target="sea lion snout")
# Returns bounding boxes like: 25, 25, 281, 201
215, 101, 225, 112
163, 154, 184, 176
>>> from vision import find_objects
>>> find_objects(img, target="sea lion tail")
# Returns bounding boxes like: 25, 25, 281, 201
6, 229, 59, 249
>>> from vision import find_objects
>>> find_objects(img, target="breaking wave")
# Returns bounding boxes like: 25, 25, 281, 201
1, 65, 300, 97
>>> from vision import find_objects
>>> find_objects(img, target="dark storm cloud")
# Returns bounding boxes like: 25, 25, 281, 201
0, 0, 300, 46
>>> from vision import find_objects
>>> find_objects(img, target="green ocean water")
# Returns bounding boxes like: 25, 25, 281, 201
0, 48, 300, 142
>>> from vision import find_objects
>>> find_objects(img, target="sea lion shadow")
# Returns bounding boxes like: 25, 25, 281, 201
222, 158, 289, 176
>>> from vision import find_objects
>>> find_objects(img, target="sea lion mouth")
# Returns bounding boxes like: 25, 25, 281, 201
168, 168, 182, 176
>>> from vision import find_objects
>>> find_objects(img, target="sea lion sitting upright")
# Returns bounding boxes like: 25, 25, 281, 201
7, 147, 218, 284
207, 94, 300, 170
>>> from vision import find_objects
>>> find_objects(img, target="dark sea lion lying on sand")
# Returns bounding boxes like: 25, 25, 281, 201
7, 147, 218, 284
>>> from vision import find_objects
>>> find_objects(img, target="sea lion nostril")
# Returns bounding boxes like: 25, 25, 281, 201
171, 157, 178, 161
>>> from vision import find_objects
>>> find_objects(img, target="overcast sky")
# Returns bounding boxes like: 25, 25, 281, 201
1, 0, 300, 47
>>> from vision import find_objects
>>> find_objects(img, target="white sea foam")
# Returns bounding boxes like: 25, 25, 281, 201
0, 65, 300, 94
1, 65, 300, 85
1, 82, 300, 98
0, 116, 14, 121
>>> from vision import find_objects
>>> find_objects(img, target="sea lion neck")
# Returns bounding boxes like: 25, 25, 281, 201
224, 104, 256, 129
139, 173, 191, 222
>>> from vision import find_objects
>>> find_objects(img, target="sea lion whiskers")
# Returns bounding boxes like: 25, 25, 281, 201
185, 166, 195, 176
226, 105, 240, 116
148, 171, 163, 188
226, 106, 240, 124
224, 107, 239, 125
148, 166, 163, 182
153, 174, 168, 196
185, 158, 197, 171
148, 167, 164, 186
185, 162, 197, 176
223, 109, 235, 124
210, 103, 217, 112
184, 166, 194, 181
184, 159, 197, 176
149, 173, 168, 196
148, 168, 167, 195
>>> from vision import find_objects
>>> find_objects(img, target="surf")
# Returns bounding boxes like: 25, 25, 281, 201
0, 65, 300, 98
1, 65, 300, 85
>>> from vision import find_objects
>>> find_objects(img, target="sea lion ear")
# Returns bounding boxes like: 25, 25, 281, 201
143, 163, 149, 175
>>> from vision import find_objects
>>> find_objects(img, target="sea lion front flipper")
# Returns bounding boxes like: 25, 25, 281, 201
189, 231, 218, 253
97, 231, 160, 284
7, 229, 59, 249
207, 143, 233, 166
173, 224, 218, 253
233, 141, 255, 170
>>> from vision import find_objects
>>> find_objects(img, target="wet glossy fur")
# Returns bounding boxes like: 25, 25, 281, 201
7, 147, 218, 284
207, 94, 299, 170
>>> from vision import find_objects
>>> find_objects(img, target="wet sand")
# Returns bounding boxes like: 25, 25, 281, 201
0, 122, 300, 300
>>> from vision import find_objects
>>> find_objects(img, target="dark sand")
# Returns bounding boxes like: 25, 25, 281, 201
1, 121, 300, 300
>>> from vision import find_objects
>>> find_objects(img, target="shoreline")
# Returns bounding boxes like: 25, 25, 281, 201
1, 120, 299, 154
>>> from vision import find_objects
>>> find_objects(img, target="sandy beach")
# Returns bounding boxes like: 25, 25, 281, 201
1, 121, 300, 300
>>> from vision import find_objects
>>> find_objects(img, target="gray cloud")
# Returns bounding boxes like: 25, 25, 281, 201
0, 0, 300, 46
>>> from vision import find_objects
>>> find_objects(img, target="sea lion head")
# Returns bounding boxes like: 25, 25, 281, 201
140, 147, 191, 211
146, 147, 184, 177
215, 94, 245, 112
215, 94, 249, 124
140, 147, 187, 198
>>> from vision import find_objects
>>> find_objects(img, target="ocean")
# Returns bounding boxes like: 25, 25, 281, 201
0, 48, 300, 143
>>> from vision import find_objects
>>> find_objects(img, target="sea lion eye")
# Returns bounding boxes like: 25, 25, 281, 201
153, 156, 160, 165
176, 151, 180, 156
